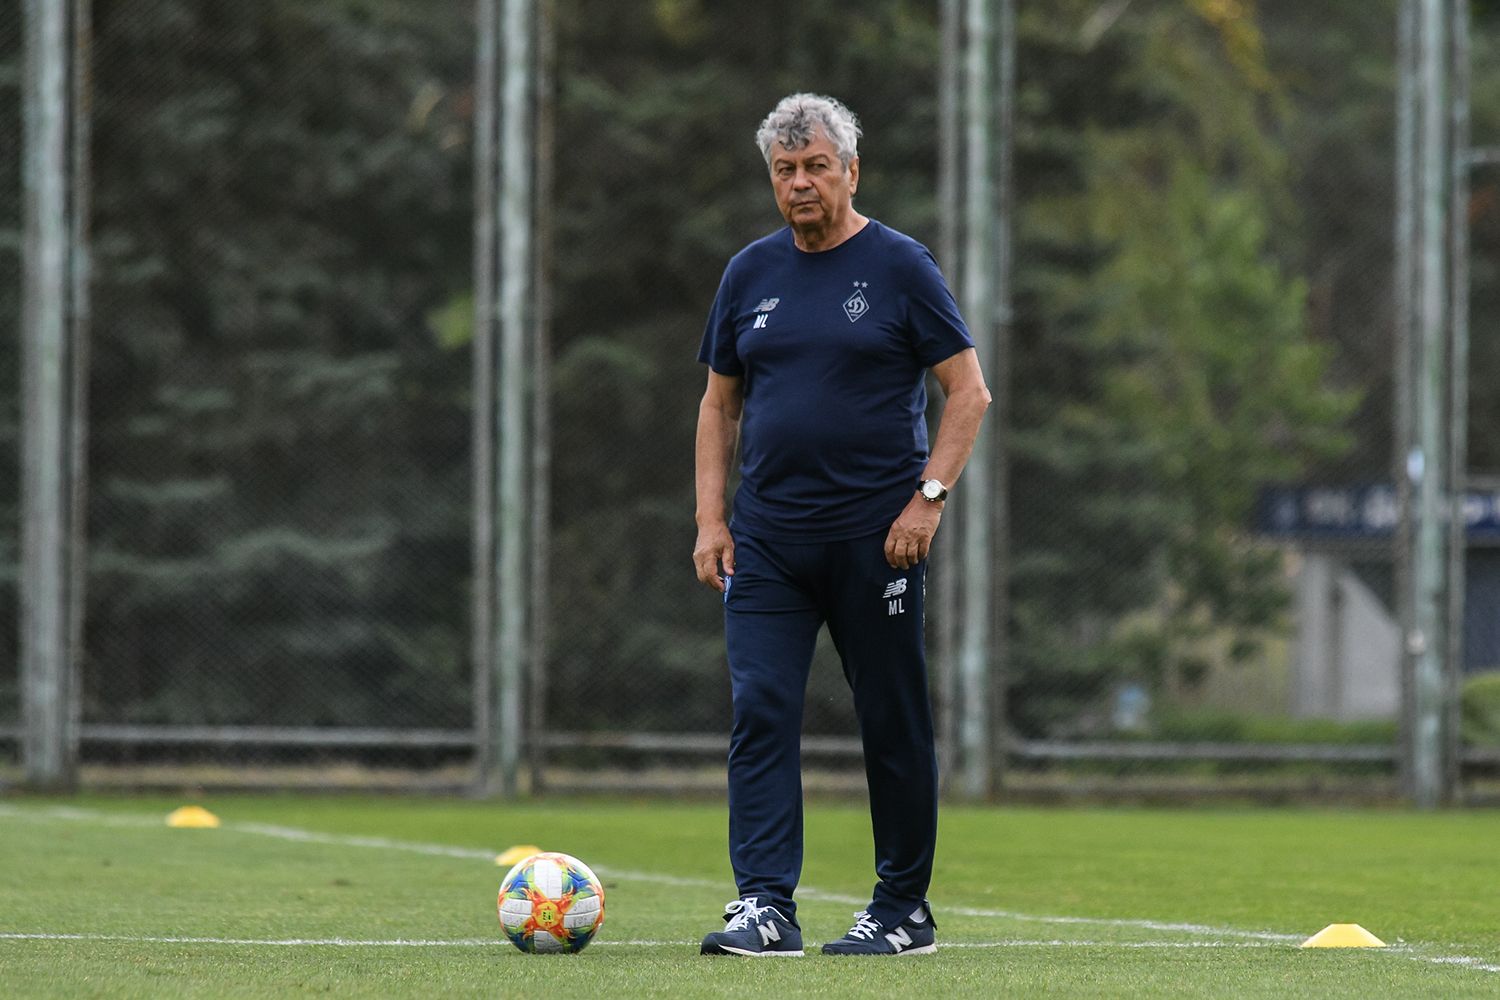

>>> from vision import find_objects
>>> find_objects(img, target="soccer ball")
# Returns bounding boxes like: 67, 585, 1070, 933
496, 851, 606, 954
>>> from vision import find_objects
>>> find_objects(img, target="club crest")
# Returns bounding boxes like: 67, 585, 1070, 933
843, 282, 870, 323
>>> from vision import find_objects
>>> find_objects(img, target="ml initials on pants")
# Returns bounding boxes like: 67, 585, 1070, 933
883, 577, 908, 617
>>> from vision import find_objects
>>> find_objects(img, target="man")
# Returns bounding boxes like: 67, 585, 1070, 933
692, 93, 991, 957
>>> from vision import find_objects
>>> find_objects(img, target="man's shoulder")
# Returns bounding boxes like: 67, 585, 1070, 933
862, 220, 947, 288
865, 220, 935, 263
727, 227, 794, 270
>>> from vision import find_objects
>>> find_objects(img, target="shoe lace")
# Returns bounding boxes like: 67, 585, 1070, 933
846, 910, 882, 941
723, 897, 774, 931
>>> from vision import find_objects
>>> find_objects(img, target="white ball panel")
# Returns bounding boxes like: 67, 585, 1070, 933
533, 858, 565, 898
499, 898, 533, 926
566, 895, 600, 917
532, 931, 564, 953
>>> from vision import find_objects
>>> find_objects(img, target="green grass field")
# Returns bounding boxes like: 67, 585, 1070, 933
2, 794, 1499, 998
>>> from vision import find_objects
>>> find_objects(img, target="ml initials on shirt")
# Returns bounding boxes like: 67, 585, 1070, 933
751, 297, 779, 330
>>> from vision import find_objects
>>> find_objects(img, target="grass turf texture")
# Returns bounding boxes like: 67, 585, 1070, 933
2, 795, 1498, 998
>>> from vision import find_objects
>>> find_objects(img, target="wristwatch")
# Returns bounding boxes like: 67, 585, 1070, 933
918, 478, 949, 503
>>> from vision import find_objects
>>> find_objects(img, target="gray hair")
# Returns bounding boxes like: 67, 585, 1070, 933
755, 93, 862, 169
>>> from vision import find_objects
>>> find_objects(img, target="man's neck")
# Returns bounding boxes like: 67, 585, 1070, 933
792, 211, 869, 253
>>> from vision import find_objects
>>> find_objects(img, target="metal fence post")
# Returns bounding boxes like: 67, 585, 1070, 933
492, 0, 536, 798
1397, 0, 1453, 809
474, 0, 535, 798
957, 0, 996, 800
20, 0, 85, 791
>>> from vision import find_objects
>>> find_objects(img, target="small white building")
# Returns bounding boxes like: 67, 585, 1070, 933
1259, 484, 1500, 721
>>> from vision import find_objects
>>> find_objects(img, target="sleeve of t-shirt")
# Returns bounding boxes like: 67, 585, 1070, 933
697, 260, 744, 376
904, 245, 975, 368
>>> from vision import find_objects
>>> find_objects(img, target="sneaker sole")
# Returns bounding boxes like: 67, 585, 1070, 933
821, 942, 938, 956
707, 945, 806, 957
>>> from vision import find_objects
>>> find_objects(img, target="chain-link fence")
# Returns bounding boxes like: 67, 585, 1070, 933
539, 0, 954, 786
536, 0, 1423, 797
6, 0, 1499, 798
996, 0, 1408, 795
66, 0, 478, 783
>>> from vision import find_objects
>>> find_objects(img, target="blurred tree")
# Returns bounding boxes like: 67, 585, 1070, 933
81, 0, 475, 726
6, 0, 1495, 745
1005, 0, 1359, 734
1466, 0, 1500, 473
543, 0, 945, 733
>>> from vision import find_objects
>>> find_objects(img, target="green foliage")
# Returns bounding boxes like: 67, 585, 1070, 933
1467, 8, 1500, 471
7, 0, 1497, 741
1461, 672, 1500, 747
546, 0, 945, 734
1150, 709, 1398, 746
73, 0, 476, 727
1007, 0, 1360, 735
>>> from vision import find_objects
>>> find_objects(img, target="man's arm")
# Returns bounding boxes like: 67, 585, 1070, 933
884, 347, 991, 570
693, 370, 745, 592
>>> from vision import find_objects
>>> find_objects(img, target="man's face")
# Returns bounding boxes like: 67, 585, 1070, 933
769, 129, 858, 233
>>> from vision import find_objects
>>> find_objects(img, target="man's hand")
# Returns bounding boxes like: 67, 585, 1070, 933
884, 494, 942, 570
694, 521, 736, 592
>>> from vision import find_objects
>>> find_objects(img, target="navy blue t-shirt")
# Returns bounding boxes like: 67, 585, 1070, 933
698, 219, 974, 542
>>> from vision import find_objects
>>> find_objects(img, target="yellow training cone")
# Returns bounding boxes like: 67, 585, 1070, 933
165, 806, 220, 829
1301, 924, 1386, 948
495, 845, 543, 866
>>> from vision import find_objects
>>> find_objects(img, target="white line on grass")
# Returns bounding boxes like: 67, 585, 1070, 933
0, 805, 1300, 941
1414, 954, 1500, 974
8, 930, 1495, 972
928, 903, 1300, 943
0, 933, 505, 947
0, 931, 1285, 950
1, 803, 1494, 975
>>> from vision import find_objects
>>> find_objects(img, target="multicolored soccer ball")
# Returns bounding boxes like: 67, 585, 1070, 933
496, 851, 606, 954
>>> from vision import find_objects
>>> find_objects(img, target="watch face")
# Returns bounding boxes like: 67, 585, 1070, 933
922, 480, 942, 499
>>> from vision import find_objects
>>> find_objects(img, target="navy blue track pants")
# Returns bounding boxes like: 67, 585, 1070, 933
722, 528, 938, 928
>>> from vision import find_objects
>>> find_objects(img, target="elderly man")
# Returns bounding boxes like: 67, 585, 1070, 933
693, 93, 991, 957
